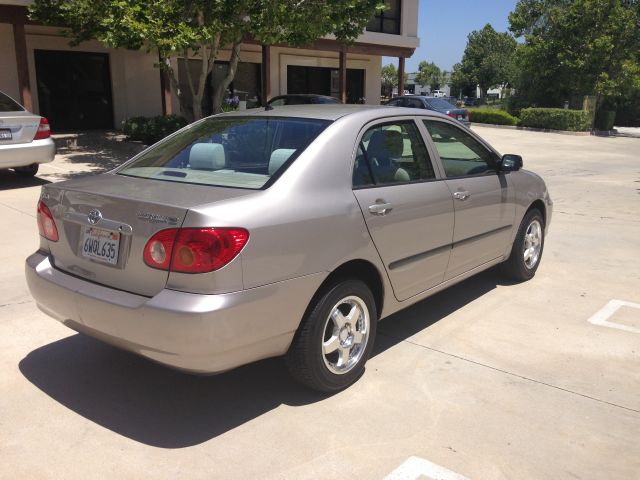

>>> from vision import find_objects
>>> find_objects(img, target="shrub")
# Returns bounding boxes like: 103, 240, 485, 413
520, 108, 591, 131
468, 108, 519, 126
121, 115, 188, 144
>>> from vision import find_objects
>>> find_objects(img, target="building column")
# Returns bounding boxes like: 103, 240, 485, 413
261, 44, 271, 106
339, 47, 347, 104
398, 57, 405, 97
159, 54, 173, 115
12, 22, 32, 111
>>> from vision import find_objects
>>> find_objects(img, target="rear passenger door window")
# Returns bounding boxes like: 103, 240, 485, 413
354, 121, 435, 187
423, 120, 495, 177
404, 98, 424, 109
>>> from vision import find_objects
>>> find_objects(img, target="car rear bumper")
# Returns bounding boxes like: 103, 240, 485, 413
26, 251, 324, 374
0, 138, 55, 168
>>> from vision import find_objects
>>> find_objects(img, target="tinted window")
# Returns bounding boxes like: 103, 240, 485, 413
353, 121, 436, 187
269, 98, 286, 106
386, 98, 402, 107
311, 97, 340, 104
119, 117, 330, 189
423, 120, 495, 178
424, 98, 456, 110
404, 98, 424, 109
0, 91, 24, 112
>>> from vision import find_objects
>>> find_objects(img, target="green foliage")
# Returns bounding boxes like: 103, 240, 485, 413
520, 108, 592, 131
30, 0, 384, 119
122, 115, 188, 144
414, 61, 443, 90
381, 63, 398, 97
509, 0, 640, 107
458, 24, 517, 97
468, 108, 519, 126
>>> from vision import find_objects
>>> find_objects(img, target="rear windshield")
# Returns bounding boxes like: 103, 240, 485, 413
425, 98, 456, 110
0, 91, 25, 112
118, 116, 331, 189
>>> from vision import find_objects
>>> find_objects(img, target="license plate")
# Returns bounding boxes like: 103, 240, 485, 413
81, 227, 120, 265
0, 129, 11, 140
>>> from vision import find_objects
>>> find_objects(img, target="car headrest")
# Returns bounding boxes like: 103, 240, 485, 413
189, 143, 225, 170
269, 149, 295, 175
367, 129, 403, 160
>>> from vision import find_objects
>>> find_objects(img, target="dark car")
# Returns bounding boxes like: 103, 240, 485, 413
464, 97, 480, 107
267, 94, 341, 106
386, 95, 470, 127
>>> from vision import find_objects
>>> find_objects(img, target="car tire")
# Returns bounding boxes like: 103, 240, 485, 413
502, 208, 545, 281
14, 163, 39, 177
286, 279, 377, 392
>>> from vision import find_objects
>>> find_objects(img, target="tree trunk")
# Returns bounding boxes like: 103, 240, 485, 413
160, 55, 193, 123
212, 40, 242, 114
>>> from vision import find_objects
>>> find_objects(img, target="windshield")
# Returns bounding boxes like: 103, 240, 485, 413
425, 98, 456, 110
118, 116, 331, 189
0, 91, 25, 112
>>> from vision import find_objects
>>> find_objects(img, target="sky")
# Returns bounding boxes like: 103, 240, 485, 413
384, 0, 519, 73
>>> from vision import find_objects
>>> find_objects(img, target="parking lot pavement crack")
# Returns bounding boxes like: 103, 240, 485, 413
379, 332, 640, 414
0, 201, 35, 218
0, 300, 33, 309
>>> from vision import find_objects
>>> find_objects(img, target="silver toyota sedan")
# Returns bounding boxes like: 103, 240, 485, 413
0, 90, 55, 176
26, 105, 552, 391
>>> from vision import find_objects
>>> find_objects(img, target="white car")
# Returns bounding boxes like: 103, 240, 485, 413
0, 90, 55, 177
431, 90, 446, 98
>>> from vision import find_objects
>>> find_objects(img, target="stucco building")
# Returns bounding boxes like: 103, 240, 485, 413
0, 0, 419, 131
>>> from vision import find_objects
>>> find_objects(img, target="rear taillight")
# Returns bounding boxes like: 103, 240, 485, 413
467, 111, 472, 120
37, 200, 58, 242
447, 112, 456, 118
34, 117, 51, 140
143, 227, 249, 273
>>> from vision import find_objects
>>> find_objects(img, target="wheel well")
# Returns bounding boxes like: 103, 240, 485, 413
313, 260, 384, 318
528, 199, 546, 225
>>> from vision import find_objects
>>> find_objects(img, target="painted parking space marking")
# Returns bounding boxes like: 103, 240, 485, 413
587, 299, 640, 334
385, 456, 470, 480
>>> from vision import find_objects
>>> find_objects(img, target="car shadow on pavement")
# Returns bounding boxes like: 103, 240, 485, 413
0, 169, 51, 191
19, 269, 509, 449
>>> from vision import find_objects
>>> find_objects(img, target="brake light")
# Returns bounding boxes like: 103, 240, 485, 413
143, 227, 249, 273
467, 111, 472, 120
447, 112, 456, 118
37, 200, 58, 241
34, 117, 51, 140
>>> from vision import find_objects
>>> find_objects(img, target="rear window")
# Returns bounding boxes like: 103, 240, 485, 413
0, 91, 24, 112
118, 116, 331, 189
425, 98, 455, 110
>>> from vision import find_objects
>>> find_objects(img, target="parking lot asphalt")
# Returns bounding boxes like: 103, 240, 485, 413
1, 127, 639, 479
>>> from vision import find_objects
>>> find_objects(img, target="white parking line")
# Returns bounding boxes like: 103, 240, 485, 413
587, 299, 640, 334
384, 456, 470, 480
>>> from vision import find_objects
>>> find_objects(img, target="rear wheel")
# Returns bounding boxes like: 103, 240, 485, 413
14, 163, 39, 177
502, 208, 544, 281
286, 279, 377, 392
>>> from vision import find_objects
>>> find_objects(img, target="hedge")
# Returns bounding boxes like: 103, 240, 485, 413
468, 108, 519, 126
122, 115, 188, 144
519, 108, 591, 131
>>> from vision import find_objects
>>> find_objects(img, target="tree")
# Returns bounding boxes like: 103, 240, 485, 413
381, 63, 398, 98
458, 24, 517, 98
450, 62, 475, 98
414, 61, 443, 91
30, 0, 384, 121
509, 0, 640, 108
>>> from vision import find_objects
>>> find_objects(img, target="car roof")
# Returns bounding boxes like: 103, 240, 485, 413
216, 104, 449, 121
270, 94, 337, 100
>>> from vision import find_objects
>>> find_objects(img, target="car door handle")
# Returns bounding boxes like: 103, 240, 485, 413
453, 190, 471, 201
368, 202, 393, 216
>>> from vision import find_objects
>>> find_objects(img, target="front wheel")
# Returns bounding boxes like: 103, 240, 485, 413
502, 208, 545, 281
286, 279, 377, 392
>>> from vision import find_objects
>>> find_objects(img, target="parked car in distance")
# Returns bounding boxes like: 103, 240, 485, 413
26, 105, 552, 392
0, 90, 55, 177
267, 94, 340, 106
464, 97, 480, 107
386, 95, 471, 127
431, 90, 446, 98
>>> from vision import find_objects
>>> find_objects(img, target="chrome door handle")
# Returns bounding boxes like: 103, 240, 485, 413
368, 202, 393, 216
453, 190, 470, 201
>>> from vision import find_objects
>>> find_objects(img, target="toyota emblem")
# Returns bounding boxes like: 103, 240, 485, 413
87, 209, 102, 225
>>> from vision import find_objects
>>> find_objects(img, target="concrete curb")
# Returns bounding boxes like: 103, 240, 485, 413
470, 122, 636, 138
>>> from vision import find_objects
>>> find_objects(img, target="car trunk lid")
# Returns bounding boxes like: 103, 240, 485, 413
0, 111, 40, 144
41, 174, 255, 297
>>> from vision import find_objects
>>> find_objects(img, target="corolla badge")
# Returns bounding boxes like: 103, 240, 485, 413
87, 209, 103, 225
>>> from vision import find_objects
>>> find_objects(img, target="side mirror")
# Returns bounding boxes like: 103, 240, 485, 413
500, 154, 523, 172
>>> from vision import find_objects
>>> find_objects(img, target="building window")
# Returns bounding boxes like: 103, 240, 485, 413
366, 0, 401, 35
